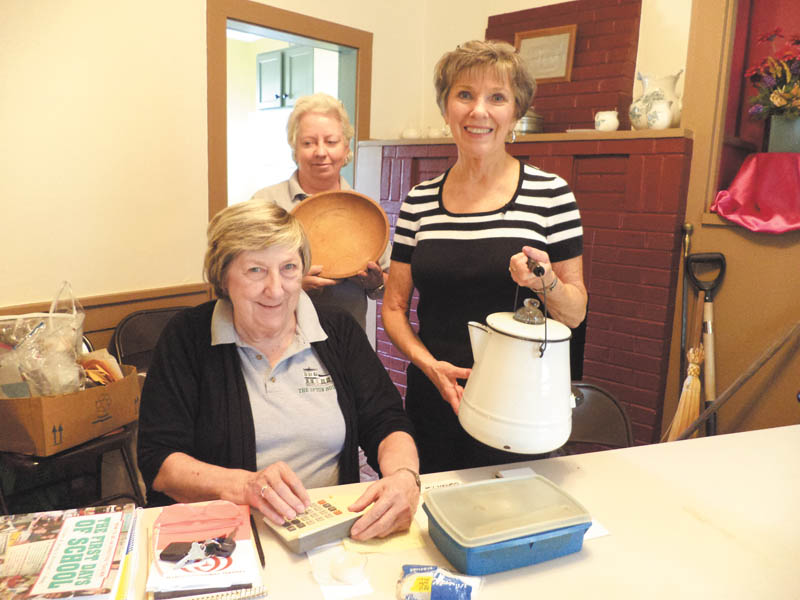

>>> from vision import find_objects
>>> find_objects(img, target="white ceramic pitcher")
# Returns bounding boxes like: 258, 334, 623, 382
647, 100, 673, 130
629, 70, 683, 130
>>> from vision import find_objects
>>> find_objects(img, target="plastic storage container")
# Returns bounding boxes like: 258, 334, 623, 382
423, 475, 591, 575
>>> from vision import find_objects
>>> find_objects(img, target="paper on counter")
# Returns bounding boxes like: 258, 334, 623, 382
307, 542, 373, 600
494, 467, 537, 479
584, 520, 610, 540
325, 493, 427, 553
343, 521, 426, 553
421, 478, 462, 493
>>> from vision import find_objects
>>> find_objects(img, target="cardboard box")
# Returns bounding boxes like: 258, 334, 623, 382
0, 365, 139, 456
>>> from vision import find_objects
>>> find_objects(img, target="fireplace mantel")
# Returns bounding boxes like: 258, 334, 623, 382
361, 127, 693, 146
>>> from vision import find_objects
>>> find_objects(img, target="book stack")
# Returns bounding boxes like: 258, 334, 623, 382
145, 501, 264, 600
0, 503, 138, 600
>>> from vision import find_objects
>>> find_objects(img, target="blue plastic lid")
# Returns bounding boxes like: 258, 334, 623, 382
423, 475, 591, 547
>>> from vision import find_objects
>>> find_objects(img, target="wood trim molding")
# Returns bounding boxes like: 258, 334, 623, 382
2, 283, 211, 316
1, 283, 212, 350
681, 0, 739, 221
206, 0, 373, 220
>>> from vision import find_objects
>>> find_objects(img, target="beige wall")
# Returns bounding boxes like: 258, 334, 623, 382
3, 0, 690, 307
2, 0, 209, 306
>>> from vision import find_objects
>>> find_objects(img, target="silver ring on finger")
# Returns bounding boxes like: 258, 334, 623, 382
260, 484, 269, 498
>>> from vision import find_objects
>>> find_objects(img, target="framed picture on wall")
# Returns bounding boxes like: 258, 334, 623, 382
514, 24, 577, 84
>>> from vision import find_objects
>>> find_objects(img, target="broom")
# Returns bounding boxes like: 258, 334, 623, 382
663, 290, 705, 441
665, 345, 705, 441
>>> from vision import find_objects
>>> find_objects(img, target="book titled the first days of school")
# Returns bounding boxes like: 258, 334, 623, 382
0, 503, 136, 600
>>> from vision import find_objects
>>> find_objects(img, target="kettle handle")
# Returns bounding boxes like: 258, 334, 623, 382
467, 321, 489, 364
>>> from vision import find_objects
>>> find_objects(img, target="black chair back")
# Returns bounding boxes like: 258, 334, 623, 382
564, 381, 633, 454
109, 307, 187, 373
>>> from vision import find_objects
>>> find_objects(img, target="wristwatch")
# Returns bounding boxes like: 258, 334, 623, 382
394, 467, 421, 490
367, 282, 385, 298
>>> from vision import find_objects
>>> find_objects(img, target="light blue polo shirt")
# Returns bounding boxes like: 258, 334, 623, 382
210, 294, 345, 488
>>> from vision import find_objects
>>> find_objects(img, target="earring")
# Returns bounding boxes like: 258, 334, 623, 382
507, 129, 517, 144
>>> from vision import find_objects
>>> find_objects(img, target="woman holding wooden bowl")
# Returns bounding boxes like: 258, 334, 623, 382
251, 93, 388, 331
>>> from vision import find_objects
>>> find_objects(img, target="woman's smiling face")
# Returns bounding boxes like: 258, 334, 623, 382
225, 245, 304, 344
444, 68, 517, 158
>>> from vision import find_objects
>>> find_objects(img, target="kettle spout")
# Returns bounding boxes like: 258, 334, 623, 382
467, 321, 490, 363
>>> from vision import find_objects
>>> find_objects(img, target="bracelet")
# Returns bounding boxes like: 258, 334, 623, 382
533, 276, 559, 293
393, 467, 421, 490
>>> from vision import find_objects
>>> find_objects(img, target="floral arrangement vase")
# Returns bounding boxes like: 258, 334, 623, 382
629, 70, 683, 130
767, 116, 800, 152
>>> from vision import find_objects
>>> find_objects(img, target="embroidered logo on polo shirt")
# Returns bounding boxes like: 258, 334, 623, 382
299, 367, 334, 393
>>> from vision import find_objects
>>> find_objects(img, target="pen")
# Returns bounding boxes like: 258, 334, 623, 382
147, 527, 155, 600
250, 514, 266, 568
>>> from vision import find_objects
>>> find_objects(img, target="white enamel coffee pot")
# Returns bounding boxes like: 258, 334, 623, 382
458, 298, 574, 454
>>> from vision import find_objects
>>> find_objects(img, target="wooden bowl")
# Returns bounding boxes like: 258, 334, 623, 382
291, 190, 390, 279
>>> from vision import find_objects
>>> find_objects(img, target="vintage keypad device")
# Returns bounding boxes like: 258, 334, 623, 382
263, 498, 362, 554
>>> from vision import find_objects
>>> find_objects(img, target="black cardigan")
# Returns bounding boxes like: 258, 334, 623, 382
137, 301, 415, 507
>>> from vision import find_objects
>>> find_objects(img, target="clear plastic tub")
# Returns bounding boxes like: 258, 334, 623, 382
423, 475, 591, 575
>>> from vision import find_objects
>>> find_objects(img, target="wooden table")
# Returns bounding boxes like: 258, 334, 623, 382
134, 425, 799, 599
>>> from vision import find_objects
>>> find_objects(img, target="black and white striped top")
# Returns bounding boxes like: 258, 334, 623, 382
392, 161, 582, 262
390, 160, 583, 365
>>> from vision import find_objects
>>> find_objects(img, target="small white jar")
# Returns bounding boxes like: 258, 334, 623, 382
594, 110, 619, 131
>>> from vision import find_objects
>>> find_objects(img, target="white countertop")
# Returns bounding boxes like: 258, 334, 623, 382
134, 425, 799, 599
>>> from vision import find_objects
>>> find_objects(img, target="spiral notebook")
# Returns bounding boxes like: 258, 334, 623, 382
146, 502, 265, 600
149, 585, 268, 600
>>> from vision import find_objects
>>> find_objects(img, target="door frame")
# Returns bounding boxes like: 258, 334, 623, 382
207, 0, 373, 218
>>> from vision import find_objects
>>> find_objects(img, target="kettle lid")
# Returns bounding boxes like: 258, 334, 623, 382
486, 311, 572, 341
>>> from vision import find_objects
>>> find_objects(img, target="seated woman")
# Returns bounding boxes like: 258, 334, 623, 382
137, 201, 420, 540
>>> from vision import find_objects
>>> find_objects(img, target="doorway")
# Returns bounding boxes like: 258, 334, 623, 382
207, 0, 373, 218
226, 21, 358, 205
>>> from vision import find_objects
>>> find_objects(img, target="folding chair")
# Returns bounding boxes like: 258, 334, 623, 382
563, 381, 634, 454
109, 306, 187, 374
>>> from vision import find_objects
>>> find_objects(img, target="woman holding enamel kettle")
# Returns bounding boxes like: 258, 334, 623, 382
382, 40, 588, 474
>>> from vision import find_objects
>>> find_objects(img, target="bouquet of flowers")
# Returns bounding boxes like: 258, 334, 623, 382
745, 28, 800, 119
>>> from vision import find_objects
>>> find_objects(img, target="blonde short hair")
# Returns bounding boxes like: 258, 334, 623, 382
286, 93, 354, 166
204, 200, 311, 300
434, 40, 536, 120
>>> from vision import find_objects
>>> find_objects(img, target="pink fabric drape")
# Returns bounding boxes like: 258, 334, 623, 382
711, 152, 800, 233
